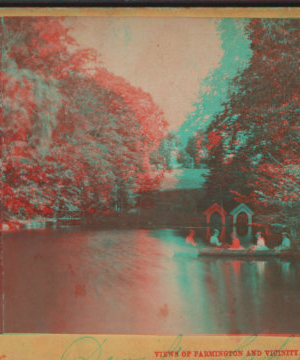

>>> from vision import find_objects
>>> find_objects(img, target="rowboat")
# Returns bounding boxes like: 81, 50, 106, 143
198, 248, 300, 259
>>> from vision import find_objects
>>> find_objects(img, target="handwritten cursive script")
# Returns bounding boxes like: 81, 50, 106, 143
61, 335, 182, 360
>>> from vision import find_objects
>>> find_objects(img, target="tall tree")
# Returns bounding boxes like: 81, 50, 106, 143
1, 17, 168, 224
157, 132, 181, 169
185, 130, 207, 168
205, 19, 300, 237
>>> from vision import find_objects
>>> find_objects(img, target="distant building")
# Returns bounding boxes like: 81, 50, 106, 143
136, 168, 266, 245
137, 168, 210, 227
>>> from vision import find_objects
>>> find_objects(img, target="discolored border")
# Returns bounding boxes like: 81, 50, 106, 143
0, 7, 299, 17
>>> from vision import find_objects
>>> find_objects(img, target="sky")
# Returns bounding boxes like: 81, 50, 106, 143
68, 17, 224, 131
178, 19, 252, 145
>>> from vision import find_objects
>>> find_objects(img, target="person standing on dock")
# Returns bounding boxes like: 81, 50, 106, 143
210, 229, 222, 247
274, 232, 291, 252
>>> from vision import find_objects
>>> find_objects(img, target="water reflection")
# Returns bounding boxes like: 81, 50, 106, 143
4, 228, 300, 334
231, 260, 242, 275
281, 261, 291, 276
256, 261, 266, 278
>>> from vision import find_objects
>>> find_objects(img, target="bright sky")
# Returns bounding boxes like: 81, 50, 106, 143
68, 17, 223, 130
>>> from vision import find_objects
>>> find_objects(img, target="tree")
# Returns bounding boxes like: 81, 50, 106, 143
177, 148, 193, 169
1, 17, 75, 220
185, 130, 207, 168
1, 17, 168, 224
157, 132, 181, 169
205, 19, 300, 239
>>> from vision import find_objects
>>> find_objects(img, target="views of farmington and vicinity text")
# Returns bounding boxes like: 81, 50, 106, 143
2, 17, 300, 334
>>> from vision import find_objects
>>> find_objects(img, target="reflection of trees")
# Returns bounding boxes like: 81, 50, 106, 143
281, 261, 291, 277
201, 259, 268, 334
172, 258, 228, 334
223, 262, 240, 334
174, 255, 299, 335
202, 260, 230, 333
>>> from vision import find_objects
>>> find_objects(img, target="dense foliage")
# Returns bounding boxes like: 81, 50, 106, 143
1, 17, 167, 223
203, 19, 300, 238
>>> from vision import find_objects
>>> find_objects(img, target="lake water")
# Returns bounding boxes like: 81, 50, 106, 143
4, 228, 300, 334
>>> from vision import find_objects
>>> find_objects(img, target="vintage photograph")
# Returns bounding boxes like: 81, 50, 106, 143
2, 14, 300, 335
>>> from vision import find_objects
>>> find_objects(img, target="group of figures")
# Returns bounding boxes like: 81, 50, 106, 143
210, 229, 291, 253
186, 229, 292, 253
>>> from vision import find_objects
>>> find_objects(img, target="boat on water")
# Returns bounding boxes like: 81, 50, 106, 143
198, 248, 300, 259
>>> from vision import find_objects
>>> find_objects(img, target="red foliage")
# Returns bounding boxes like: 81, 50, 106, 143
1, 17, 168, 225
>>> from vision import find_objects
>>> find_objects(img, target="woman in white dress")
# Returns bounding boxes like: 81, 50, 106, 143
248, 232, 269, 251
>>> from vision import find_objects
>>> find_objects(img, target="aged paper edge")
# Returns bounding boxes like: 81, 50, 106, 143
0, 7, 300, 17
1, 334, 300, 360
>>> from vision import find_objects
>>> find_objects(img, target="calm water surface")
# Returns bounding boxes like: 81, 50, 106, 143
4, 228, 300, 334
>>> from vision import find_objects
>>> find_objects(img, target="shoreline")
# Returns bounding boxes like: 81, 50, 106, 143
1, 221, 209, 233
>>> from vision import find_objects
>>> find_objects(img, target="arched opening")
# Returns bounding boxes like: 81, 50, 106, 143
236, 212, 248, 236
209, 211, 222, 232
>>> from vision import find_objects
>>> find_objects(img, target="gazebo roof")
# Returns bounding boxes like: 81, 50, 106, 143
230, 203, 254, 216
203, 202, 227, 216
